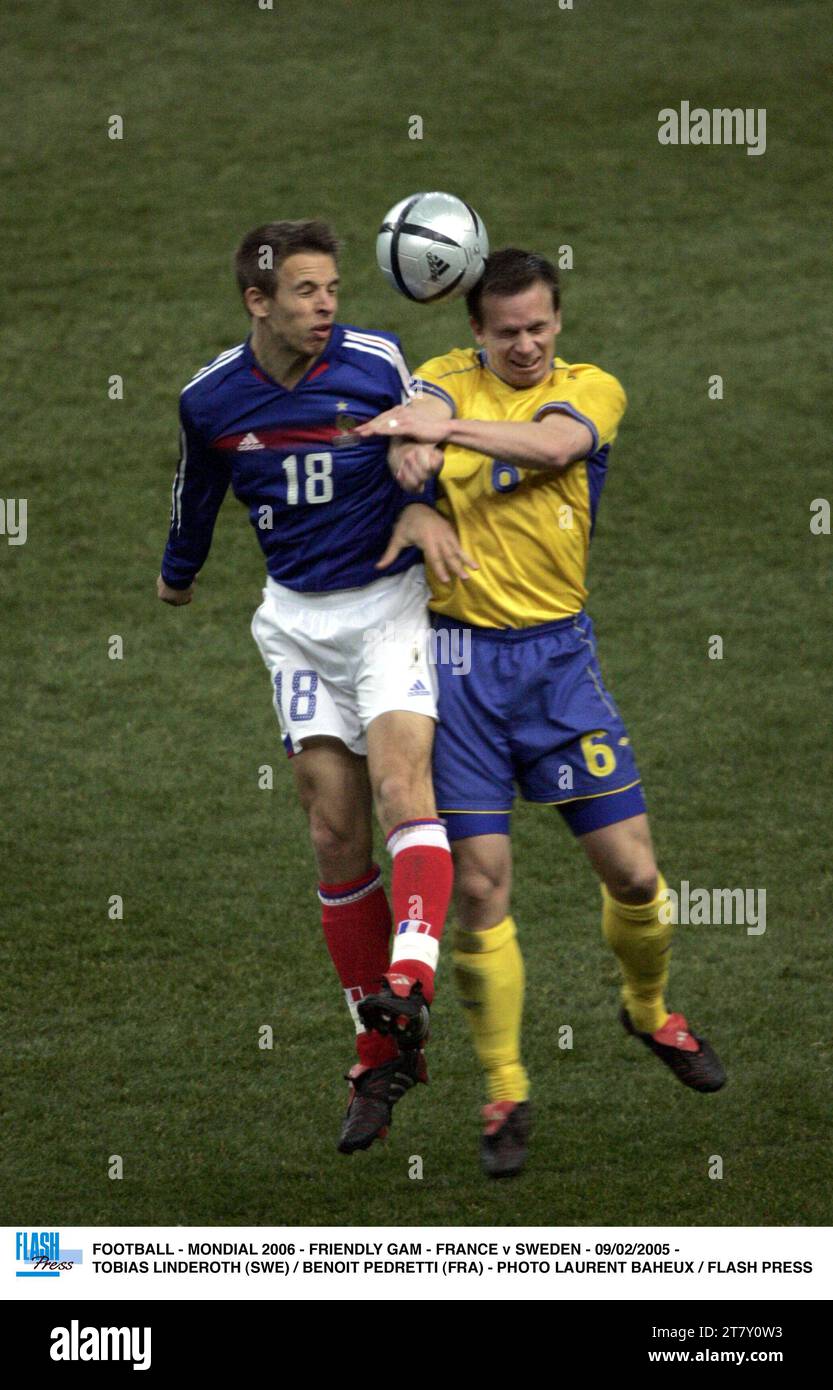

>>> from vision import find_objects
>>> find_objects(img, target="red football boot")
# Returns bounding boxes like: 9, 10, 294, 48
621, 1008, 726, 1092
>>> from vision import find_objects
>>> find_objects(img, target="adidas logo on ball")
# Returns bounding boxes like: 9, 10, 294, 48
426, 251, 450, 281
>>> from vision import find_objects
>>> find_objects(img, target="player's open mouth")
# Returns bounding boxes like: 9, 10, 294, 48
511, 359, 541, 372
310, 325, 332, 338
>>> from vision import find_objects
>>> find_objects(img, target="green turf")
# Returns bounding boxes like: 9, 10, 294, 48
3, 0, 832, 1227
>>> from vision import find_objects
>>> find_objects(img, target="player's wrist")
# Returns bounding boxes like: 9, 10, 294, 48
398, 501, 433, 530
159, 572, 194, 592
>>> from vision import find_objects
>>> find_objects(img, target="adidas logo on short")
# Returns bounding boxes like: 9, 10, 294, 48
407, 679, 430, 696
426, 251, 450, 281
238, 432, 265, 450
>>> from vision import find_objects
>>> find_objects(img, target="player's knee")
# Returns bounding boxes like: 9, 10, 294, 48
308, 811, 366, 874
373, 767, 430, 823
455, 858, 508, 912
604, 863, 659, 905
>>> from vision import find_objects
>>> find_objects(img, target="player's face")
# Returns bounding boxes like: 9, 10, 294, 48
260, 253, 340, 357
472, 283, 561, 388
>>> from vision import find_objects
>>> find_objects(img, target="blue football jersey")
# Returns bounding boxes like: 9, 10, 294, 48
161, 324, 429, 592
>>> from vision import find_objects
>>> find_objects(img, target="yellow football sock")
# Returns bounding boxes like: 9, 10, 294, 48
601, 872, 672, 1034
453, 915, 529, 1103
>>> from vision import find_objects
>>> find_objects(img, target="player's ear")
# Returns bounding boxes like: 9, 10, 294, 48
553, 309, 562, 335
244, 285, 271, 319
470, 315, 485, 345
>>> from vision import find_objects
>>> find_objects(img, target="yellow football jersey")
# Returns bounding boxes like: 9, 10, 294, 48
413, 349, 627, 628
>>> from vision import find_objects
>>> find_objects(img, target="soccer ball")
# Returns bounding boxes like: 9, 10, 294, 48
376, 191, 489, 303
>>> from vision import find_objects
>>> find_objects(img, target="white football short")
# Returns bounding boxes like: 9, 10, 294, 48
250, 564, 438, 756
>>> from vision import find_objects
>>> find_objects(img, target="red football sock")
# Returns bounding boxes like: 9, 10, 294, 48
386, 819, 453, 1005
319, 866, 399, 1067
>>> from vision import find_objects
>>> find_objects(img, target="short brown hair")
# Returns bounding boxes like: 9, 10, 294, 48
234, 219, 341, 300
466, 247, 560, 324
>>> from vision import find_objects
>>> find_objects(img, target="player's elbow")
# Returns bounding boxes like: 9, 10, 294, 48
539, 438, 577, 472
547, 443, 573, 471
553, 421, 595, 470
538, 418, 592, 471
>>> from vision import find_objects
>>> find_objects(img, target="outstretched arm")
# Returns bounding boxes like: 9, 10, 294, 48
358, 400, 593, 473
358, 394, 452, 492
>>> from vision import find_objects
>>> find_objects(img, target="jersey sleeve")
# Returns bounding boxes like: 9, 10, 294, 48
368, 336, 439, 513
387, 334, 414, 405
409, 349, 475, 417
160, 395, 232, 589
533, 366, 627, 454
389, 473, 438, 521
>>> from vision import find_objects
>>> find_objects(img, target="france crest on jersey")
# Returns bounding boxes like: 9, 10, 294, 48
161, 324, 427, 592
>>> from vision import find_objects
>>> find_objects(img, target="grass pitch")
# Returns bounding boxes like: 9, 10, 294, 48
3, 0, 832, 1228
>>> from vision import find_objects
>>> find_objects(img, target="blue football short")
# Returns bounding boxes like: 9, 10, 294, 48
431, 609, 647, 841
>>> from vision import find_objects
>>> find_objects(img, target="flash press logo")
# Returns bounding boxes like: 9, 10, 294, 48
50, 1321, 151, 1371
15, 1229, 81, 1277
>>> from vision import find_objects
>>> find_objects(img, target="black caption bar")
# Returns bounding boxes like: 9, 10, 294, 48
4, 1299, 828, 1374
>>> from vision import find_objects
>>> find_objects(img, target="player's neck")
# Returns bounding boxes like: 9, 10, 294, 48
251, 326, 322, 390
